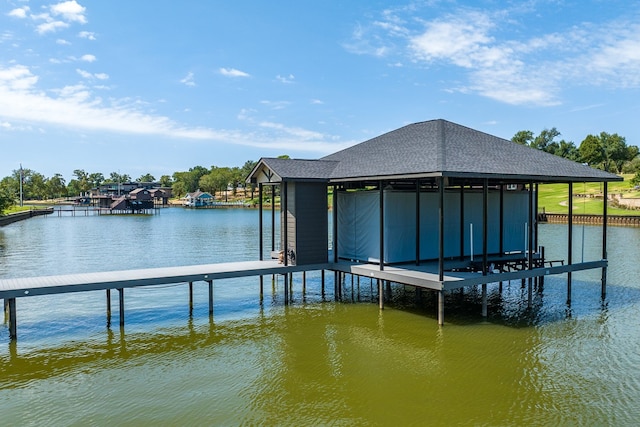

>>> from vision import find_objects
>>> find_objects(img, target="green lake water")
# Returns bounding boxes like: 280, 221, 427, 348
1, 208, 639, 425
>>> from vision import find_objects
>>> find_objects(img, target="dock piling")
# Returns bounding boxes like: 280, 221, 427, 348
481, 284, 487, 317
259, 276, 264, 302
189, 282, 194, 315
7, 298, 17, 340
117, 288, 124, 327
106, 289, 111, 327
437, 290, 444, 326
208, 280, 213, 315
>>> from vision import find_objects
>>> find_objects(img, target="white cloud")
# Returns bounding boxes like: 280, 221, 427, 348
259, 121, 326, 141
219, 67, 250, 77
56, 38, 71, 45
8, 7, 30, 19
311, 99, 324, 105
0, 64, 344, 154
37, 20, 69, 34
50, 1, 87, 24
180, 72, 196, 86
76, 68, 92, 79
347, 5, 640, 106
80, 54, 96, 62
76, 69, 108, 80
260, 100, 290, 110
78, 31, 96, 40
276, 74, 295, 84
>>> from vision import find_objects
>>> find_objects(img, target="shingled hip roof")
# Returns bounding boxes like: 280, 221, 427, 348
249, 119, 621, 183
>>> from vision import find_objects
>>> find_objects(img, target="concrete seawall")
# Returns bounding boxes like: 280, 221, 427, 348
539, 213, 640, 227
0, 208, 54, 227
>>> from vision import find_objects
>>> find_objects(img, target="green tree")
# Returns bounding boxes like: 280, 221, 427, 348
70, 169, 91, 194
172, 166, 208, 194
0, 185, 15, 215
47, 173, 67, 199
29, 172, 48, 200
530, 128, 561, 151
546, 140, 580, 161
159, 175, 173, 187
511, 130, 533, 146
1, 174, 19, 200
622, 157, 640, 174
578, 134, 603, 168
240, 160, 257, 198
138, 173, 156, 182
88, 172, 105, 187
106, 172, 131, 184
579, 132, 636, 173
171, 180, 187, 198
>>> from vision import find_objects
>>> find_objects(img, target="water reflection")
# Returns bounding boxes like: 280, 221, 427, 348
1, 213, 640, 424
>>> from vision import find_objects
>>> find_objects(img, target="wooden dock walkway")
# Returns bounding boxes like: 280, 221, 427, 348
1, 257, 607, 340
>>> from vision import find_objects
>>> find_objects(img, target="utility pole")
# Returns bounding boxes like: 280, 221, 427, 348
19, 163, 23, 207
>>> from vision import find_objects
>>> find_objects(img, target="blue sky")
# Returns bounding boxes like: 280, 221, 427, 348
1, 0, 639, 182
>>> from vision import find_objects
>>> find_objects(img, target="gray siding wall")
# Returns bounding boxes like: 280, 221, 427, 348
281, 182, 328, 265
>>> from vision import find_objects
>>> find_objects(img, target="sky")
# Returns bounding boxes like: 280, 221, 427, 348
1, 0, 639, 182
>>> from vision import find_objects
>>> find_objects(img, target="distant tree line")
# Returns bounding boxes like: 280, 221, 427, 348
0, 159, 261, 214
512, 128, 639, 175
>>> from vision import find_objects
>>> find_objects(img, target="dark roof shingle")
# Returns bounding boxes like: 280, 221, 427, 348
251, 119, 621, 183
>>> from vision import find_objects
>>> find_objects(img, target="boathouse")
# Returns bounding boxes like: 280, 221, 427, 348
248, 119, 622, 324
0, 119, 624, 341
183, 190, 214, 207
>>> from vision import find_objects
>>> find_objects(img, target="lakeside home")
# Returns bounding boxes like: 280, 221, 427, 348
249, 119, 621, 324
182, 190, 215, 207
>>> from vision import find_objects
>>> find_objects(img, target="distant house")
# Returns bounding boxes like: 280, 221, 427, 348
88, 181, 171, 209
148, 188, 172, 206
183, 190, 214, 207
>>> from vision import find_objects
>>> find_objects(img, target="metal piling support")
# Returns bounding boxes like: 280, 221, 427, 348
7, 298, 17, 340
208, 280, 213, 315
106, 289, 111, 327
117, 288, 124, 327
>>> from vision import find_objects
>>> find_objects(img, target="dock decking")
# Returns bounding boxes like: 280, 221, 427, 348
1, 256, 607, 340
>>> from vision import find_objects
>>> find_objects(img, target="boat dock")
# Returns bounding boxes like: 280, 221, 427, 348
1, 253, 606, 341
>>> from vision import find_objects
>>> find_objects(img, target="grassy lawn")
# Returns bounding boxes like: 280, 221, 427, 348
538, 174, 640, 215
3, 205, 33, 214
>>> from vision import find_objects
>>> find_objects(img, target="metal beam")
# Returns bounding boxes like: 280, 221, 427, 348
499, 184, 504, 256
483, 178, 488, 276
379, 181, 384, 271
602, 182, 608, 299
333, 186, 338, 263
438, 177, 445, 282
283, 181, 288, 266
258, 183, 263, 261
460, 185, 465, 261
416, 180, 421, 265
568, 182, 573, 304
271, 185, 275, 252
